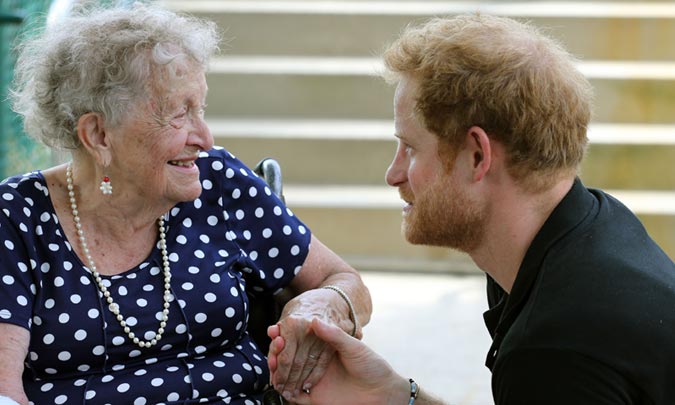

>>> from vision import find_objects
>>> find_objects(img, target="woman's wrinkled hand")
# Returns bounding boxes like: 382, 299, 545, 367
266, 288, 353, 402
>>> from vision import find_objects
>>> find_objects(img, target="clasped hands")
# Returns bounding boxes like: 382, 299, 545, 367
266, 287, 356, 402
268, 318, 399, 405
267, 290, 397, 405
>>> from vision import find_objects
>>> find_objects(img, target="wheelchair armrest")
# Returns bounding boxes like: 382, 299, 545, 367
254, 158, 285, 203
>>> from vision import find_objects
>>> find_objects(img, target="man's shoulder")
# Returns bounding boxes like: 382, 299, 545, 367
524, 229, 675, 342
544, 183, 674, 282
498, 232, 675, 403
492, 347, 649, 405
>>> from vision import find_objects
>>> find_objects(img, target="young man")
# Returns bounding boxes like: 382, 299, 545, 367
268, 14, 675, 405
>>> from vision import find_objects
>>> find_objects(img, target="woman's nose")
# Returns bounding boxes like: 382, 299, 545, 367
189, 117, 214, 152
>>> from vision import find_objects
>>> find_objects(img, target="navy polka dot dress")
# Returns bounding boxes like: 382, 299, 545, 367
0, 147, 311, 404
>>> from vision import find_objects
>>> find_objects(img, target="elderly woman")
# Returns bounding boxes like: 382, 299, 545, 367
0, 4, 370, 404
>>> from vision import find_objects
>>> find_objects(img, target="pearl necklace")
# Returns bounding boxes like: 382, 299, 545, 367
66, 163, 171, 349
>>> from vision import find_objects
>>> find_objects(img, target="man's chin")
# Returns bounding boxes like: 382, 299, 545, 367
402, 223, 430, 246
402, 222, 472, 251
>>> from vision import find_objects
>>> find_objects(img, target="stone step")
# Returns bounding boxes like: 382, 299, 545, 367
210, 56, 675, 80
204, 68, 675, 123
166, 1, 675, 60
284, 184, 675, 215
281, 184, 675, 267
211, 119, 675, 190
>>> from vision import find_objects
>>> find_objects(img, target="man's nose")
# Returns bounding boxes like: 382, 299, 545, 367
385, 155, 406, 187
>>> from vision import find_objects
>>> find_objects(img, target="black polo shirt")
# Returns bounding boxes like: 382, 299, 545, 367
484, 179, 675, 405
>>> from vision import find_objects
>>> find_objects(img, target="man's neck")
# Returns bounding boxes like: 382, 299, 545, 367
469, 177, 575, 293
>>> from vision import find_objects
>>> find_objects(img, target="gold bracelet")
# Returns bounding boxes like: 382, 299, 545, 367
322, 285, 359, 337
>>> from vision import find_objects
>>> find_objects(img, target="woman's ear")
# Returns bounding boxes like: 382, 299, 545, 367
465, 126, 492, 182
77, 112, 112, 166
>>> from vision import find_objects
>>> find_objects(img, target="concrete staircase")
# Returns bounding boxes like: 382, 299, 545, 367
163, 0, 675, 272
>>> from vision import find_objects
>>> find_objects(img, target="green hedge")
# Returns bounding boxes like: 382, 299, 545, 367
0, 0, 53, 179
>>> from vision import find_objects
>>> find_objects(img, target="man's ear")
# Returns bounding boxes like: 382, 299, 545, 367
465, 125, 492, 182
77, 112, 112, 166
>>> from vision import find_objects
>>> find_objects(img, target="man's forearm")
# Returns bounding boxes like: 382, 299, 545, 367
388, 375, 446, 405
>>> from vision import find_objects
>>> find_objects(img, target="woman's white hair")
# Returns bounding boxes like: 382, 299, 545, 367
10, 3, 220, 149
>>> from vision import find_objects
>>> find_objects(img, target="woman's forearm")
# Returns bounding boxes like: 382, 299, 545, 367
319, 271, 372, 337
288, 234, 373, 332
0, 324, 30, 405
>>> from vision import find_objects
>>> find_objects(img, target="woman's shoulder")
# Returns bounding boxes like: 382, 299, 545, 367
0, 171, 49, 206
197, 147, 264, 188
0, 171, 52, 231
198, 147, 250, 172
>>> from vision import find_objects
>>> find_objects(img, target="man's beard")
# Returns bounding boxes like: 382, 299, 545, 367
400, 177, 486, 253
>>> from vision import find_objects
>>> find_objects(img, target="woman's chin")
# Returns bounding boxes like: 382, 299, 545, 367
164, 181, 203, 205
182, 185, 203, 202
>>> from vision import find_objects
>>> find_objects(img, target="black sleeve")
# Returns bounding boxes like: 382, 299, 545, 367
492, 348, 648, 405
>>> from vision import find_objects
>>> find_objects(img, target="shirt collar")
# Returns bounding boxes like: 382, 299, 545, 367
483, 177, 598, 369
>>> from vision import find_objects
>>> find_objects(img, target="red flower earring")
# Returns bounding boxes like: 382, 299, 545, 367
100, 175, 113, 195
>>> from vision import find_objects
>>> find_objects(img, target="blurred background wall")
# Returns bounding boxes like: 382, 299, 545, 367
2, 0, 673, 266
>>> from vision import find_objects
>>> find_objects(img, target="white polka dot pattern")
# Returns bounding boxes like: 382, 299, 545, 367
0, 148, 311, 404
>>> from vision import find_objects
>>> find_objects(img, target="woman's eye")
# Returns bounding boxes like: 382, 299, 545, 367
169, 117, 186, 128
169, 109, 188, 128
167, 104, 206, 128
